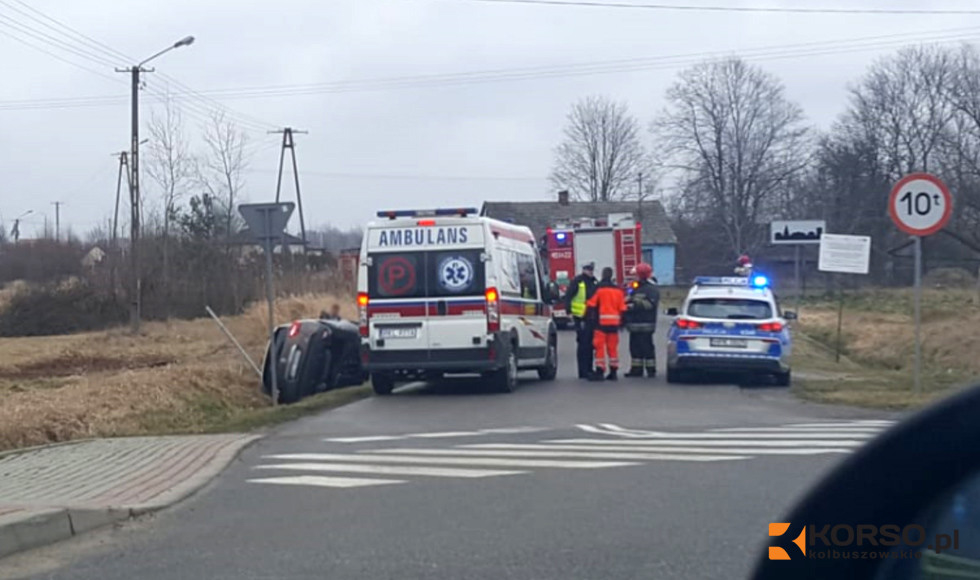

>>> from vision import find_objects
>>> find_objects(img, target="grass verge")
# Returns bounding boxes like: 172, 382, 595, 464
0, 293, 368, 451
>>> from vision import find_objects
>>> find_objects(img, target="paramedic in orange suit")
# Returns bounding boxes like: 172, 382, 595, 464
586, 267, 627, 382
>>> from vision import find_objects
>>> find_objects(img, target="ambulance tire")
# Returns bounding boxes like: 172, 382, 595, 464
371, 372, 395, 396
537, 334, 558, 381
491, 345, 519, 393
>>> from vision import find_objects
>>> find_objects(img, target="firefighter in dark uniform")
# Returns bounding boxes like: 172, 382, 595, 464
625, 262, 660, 378
564, 262, 598, 379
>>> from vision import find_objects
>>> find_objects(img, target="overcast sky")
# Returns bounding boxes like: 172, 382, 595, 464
0, 0, 976, 239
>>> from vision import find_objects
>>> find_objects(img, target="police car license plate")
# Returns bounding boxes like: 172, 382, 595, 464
710, 338, 747, 348
380, 327, 418, 339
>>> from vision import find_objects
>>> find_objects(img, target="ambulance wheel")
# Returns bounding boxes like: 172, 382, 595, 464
537, 335, 558, 381
371, 372, 395, 396
492, 347, 519, 393
774, 370, 792, 387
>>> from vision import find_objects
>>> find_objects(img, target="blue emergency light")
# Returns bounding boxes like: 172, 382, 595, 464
692, 275, 770, 288
555, 232, 567, 242
377, 208, 478, 219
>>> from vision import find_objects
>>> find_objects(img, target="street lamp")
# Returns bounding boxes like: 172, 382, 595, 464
117, 36, 195, 334
10, 210, 32, 243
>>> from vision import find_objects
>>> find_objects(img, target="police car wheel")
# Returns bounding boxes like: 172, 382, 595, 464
371, 372, 395, 396
774, 370, 791, 387
666, 366, 687, 384
537, 337, 558, 381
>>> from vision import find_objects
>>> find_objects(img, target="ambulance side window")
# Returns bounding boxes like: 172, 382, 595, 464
516, 252, 538, 300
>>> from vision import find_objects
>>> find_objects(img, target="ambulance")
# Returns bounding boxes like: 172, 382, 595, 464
357, 208, 558, 395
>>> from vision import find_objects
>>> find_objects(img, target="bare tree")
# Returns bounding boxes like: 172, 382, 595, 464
551, 95, 651, 202
146, 97, 193, 316
654, 57, 810, 256
197, 111, 250, 237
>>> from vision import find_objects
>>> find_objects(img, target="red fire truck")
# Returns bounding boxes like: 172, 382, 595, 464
544, 213, 642, 327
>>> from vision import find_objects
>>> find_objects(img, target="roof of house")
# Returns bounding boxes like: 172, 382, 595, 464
480, 199, 677, 245
227, 230, 307, 246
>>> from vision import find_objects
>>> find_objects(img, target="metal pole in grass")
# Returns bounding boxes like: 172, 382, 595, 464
264, 232, 279, 405
205, 306, 261, 377
835, 280, 844, 364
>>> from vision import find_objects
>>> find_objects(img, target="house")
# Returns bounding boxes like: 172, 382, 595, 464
481, 191, 678, 285
227, 229, 308, 258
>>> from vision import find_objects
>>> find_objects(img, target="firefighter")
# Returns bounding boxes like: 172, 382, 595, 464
586, 267, 627, 381
624, 262, 660, 378
564, 262, 598, 379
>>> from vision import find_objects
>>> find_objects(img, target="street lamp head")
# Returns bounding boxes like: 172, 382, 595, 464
174, 36, 195, 48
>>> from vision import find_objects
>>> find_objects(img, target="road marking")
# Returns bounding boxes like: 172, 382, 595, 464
575, 425, 875, 440
265, 453, 639, 469
255, 463, 525, 478
324, 426, 547, 443
548, 438, 864, 447
364, 448, 747, 462
464, 443, 852, 455
247, 475, 404, 488
709, 427, 883, 433
783, 421, 894, 428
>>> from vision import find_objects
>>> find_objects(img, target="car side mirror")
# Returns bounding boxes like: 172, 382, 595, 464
665, 307, 678, 316
783, 311, 798, 321
751, 381, 980, 580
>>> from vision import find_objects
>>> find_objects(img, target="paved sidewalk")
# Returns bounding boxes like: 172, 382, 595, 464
0, 434, 259, 559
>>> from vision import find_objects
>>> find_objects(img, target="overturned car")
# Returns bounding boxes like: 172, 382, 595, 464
261, 318, 367, 404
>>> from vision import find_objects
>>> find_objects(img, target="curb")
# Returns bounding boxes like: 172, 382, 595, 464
0, 434, 261, 561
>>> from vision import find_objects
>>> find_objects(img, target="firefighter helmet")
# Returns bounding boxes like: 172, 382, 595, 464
636, 262, 653, 280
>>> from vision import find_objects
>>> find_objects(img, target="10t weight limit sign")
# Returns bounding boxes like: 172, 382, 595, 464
888, 172, 953, 236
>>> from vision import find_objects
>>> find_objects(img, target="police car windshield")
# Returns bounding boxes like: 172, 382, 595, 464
688, 298, 773, 320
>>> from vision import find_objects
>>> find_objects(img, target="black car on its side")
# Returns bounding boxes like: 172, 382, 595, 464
261, 318, 367, 404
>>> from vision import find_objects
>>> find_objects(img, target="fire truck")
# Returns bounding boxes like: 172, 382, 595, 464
544, 213, 642, 327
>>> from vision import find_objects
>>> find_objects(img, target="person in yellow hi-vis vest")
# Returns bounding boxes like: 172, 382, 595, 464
563, 262, 597, 379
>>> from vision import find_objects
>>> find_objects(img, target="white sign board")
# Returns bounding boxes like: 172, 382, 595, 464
770, 220, 826, 245
818, 234, 871, 275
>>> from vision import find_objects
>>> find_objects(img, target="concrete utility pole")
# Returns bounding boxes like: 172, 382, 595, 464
116, 35, 195, 334
51, 202, 62, 241
270, 127, 309, 253
111, 151, 130, 246
637, 172, 643, 199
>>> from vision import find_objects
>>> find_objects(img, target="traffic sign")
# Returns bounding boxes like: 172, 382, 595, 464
888, 173, 952, 236
239, 202, 295, 242
818, 234, 871, 275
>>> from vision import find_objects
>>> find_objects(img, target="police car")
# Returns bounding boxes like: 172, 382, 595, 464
357, 208, 558, 395
665, 275, 796, 386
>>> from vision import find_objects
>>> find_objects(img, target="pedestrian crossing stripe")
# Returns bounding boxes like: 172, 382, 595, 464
248, 420, 891, 490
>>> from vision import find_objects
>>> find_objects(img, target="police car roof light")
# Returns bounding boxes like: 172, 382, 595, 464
751, 275, 769, 288
693, 276, 749, 287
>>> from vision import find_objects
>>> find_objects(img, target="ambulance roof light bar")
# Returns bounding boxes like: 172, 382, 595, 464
377, 208, 478, 220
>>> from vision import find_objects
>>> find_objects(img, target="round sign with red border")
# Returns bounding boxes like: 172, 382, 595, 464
888, 173, 953, 236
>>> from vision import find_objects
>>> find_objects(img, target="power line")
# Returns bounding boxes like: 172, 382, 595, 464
244, 168, 548, 181
1, 25, 978, 110
453, 0, 980, 15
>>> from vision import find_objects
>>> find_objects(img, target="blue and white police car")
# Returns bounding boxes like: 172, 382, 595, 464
665, 275, 796, 386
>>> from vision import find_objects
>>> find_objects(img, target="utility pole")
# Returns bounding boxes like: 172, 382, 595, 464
269, 127, 309, 253
116, 35, 195, 334
111, 151, 130, 246
51, 202, 62, 242
637, 172, 644, 200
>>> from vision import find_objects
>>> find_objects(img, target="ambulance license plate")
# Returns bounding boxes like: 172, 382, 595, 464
711, 338, 747, 348
380, 327, 418, 339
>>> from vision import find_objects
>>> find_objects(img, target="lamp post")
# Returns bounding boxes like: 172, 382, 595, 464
118, 36, 195, 333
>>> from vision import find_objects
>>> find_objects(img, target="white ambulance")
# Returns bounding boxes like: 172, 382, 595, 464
357, 208, 558, 395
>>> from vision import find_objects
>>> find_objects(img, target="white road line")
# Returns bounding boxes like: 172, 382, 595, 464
478, 427, 548, 435
265, 453, 639, 469
364, 448, 747, 462
709, 427, 884, 433
247, 475, 404, 488
783, 421, 894, 428
574, 429, 874, 440
410, 431, 483, 439
546, 438, 864, 447
464, 443, 853, 455
324, 436, 402, 443
255, 463, 525, 478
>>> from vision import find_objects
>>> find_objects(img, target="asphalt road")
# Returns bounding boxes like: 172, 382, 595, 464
1, 329, 900, 580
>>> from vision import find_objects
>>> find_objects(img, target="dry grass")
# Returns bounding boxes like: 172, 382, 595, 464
791, 288, 980, 409
0, 293, 364, 451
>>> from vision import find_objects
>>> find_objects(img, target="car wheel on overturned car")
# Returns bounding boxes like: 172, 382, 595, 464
371, 372, 395, 396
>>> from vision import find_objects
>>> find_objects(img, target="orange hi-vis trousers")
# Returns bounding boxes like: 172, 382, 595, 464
593, 329, 620, 371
